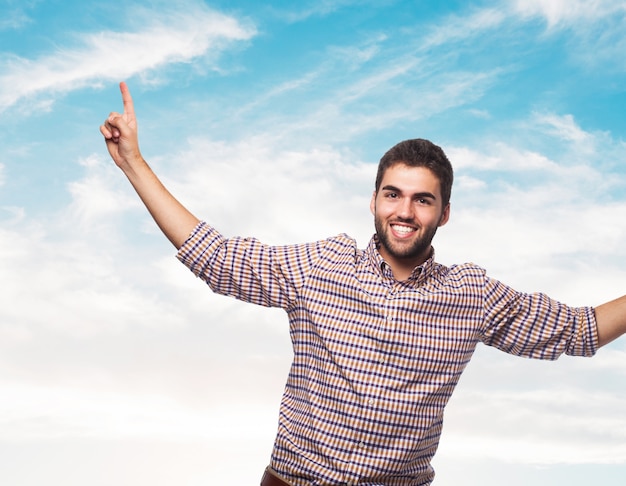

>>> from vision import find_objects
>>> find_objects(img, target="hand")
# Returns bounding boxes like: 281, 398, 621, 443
100, 82, 142, 171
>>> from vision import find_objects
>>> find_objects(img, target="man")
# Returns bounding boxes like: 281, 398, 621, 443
101, 82, 626, 486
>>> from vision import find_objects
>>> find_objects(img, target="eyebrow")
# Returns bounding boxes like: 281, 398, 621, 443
381, 185, 437, 200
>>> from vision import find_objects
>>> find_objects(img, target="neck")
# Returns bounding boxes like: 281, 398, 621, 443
379, 246, 432, 281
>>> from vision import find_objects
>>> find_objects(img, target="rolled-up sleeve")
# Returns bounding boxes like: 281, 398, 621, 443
481, 277, 598, 359
176, 222, 322, 310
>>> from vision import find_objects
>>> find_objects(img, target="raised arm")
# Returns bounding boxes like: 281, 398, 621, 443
595, 295, 626, 347
100, 82, 200, 249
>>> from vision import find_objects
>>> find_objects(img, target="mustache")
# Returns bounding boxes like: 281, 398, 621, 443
391, 217, 418, 225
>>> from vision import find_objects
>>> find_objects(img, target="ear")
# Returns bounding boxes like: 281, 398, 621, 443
438, 203, 451, 227
370, 191, 377, 216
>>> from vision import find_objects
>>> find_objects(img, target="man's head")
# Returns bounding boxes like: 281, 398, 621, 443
370, 139, 453, 277
375, 138, 453, 207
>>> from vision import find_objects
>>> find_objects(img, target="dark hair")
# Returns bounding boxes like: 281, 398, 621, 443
375, 139, 454, 206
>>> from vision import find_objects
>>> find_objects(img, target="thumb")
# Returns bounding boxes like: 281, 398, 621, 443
107, 113, 141, 163
107, 113, 130, 140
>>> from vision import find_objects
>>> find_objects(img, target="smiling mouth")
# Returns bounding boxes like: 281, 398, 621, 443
391, 224, 417, 237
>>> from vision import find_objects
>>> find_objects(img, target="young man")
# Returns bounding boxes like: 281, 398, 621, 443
101, 82, 626, 486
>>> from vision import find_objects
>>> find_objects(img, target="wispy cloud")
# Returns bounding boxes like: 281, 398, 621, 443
0, 1, 34, 31
511, 0, 626, 28
509, 0, 626, 70
0, 2, 256, 112
421, 7, 507, 49
269, 0, 386, 23
533, 113, 593, 143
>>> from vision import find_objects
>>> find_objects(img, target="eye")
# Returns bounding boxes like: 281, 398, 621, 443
385, 192, 398, 199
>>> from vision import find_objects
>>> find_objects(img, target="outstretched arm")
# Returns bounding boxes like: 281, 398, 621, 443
100, 82, 200, 249
595, 295, 626, 347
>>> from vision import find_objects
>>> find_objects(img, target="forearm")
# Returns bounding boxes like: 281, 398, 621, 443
101, 82, 200, 248
123, 155, 200, 249
594, 295, 626, 347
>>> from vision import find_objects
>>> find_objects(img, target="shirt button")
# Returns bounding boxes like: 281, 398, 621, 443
358, 441, 366, 448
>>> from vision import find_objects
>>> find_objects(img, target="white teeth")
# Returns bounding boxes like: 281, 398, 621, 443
392, 225, 415, 234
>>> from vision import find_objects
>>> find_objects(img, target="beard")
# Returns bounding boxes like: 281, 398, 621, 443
374, 215, 439, 262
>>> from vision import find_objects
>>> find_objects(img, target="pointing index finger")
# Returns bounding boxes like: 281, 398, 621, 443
119, 81, 135, 117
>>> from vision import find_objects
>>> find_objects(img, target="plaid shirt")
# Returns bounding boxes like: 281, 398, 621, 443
177, 222, 598, 486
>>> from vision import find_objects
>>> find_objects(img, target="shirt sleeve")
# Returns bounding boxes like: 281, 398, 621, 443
175, 221, 324, 310
480, 277, 599, 359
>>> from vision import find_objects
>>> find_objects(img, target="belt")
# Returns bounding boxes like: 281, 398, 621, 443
260, 467, 292, 486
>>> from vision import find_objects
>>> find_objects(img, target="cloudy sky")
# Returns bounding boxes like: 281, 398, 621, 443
1, 0, 625, 484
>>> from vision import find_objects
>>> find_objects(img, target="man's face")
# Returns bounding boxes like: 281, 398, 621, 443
370, 163, 450, 271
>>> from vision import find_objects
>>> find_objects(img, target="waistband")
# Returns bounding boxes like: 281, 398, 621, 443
260, 466, 292, 486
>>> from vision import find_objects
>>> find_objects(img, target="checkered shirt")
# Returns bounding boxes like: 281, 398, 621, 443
177, 222, 598, 486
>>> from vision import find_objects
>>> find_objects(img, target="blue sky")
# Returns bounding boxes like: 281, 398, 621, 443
1, 0, 625, 484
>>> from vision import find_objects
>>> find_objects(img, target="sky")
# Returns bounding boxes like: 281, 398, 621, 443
0, 0, 625, 484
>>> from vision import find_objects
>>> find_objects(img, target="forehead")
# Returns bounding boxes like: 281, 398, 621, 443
378, 163, 442, 197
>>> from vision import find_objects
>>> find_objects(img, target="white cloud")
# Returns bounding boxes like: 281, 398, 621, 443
532, 113, 593, 144
271, 0, 379, 23
0, 243, 183, 339
66, 154, 143, 230
449, 111, 623, 184
0, 2, 256, 112
439, 346, 626, 466
436, 112, 626, 304
506, 0, 626, 72
158, 136, 374, 245
423, 7, 507, 49
511, 0, 626, 28
0, 4, 33, 31
449, 145, 558, 172
0, 378, 277, 441
0, 154, 187, 338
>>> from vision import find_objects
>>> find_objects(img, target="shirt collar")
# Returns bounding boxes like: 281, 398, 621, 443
366, 235, 436, 285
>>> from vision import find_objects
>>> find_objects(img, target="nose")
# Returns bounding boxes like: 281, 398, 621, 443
397, 197, 414, 219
